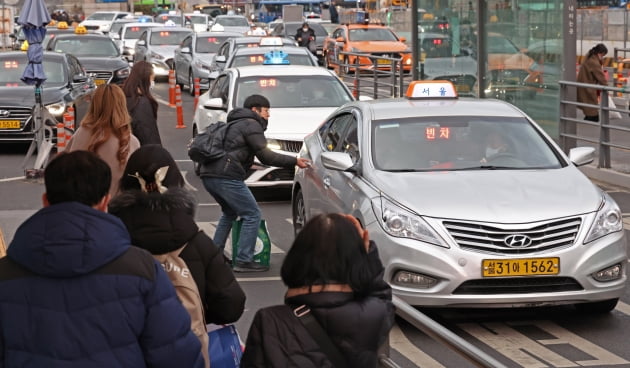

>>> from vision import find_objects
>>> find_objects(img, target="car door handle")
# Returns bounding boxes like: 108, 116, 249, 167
323, 177, 331, 189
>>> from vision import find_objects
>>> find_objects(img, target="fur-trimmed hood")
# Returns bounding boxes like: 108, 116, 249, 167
109, 188, 200, 255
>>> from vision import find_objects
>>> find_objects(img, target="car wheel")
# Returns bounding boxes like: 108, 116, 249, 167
342, 56, 352, 75
192, 125, 201, 176
574, 298, 618, 314
189, 70, 195, 96
292, 188, 306, 236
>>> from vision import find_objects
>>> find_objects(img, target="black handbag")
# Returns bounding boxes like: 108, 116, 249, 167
292, 304, 348, 368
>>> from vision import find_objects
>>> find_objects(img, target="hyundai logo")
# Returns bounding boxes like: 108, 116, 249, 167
0, 110, 10, 118
503, 234, 533, 248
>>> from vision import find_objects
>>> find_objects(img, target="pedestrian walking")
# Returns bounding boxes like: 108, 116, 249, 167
0, 150, 204, 368
577, 43, 609, 122
109, 145, 247, 367
122, 60, 163, 145
295, 22, 316, 51
199, 94, 310, 272
241, 213, 395, 367
66, 83, 140, 195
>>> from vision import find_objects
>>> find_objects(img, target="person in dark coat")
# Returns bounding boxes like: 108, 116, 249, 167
577, 43, 608, 122
122, 60, 162, 145
200, 95, 310, 272
0, 150, 203, 368
241, 213, 395, 367
109, 144, 246, 325
295, 22, 316, 48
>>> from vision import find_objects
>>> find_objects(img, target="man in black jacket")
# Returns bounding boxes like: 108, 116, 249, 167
295, 22, 316, 48
200, 95, 310, 272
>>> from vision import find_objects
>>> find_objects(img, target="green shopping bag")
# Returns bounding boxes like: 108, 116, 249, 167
231, 219, 271, 267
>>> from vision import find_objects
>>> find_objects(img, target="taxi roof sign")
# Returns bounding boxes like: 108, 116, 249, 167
57, 21, 69, 29
259, 37, 283, 46
406, 80, 458, 99
263, 50, 290, 65
75, 25, 87, 34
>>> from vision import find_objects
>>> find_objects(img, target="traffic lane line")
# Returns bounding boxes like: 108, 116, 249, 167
389, 324, 447, 368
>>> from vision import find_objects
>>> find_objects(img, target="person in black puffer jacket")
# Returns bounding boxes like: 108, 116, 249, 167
241, 213, 395, 368
109, 144, 246, 326
200, 94, 310, 272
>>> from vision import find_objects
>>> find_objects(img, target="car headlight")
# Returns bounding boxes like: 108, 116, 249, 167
266, 139, 282, 151
150, 51, 164, 60
371, 197, 448, 247
116, 67, 130, 78
584, 192, 623, 244
45, 101, 66, 117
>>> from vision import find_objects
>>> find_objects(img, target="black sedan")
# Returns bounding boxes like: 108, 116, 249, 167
46, 33, 130, 86
0, 52, 95, 143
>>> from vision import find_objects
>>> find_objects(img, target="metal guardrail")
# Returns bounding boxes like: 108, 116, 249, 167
559, 80, 630, 169
335, 51, 406, 99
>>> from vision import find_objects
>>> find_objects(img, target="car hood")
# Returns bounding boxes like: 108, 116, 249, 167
0, 85, 66, 105
265, 107, 335, 141
79, 56, 128, 70
81, 20, 111, 26
369, 167, 601, 223
123, 39, 139, 48
220, 26, 250, 34
488, 53, 533, 70
422, 56, 477, 78
349, 41, 409, 52
151, 45, 179, 57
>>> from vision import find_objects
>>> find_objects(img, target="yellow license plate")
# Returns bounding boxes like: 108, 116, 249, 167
482, 257, 559, 277
377, 59, 391, 65
455, 84, 471, 93
95, 79, 107, 86
0, 120, 20, 129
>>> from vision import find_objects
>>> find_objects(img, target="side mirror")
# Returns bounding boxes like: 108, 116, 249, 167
72, 74, 88, 83
335, 36, 344, 43
181, 46, 191, 54
203, 97, 226, 111
137, 40, 146, 47
321, 151, 355, 172
568, 146, 595, 167
9, 33, 16, 39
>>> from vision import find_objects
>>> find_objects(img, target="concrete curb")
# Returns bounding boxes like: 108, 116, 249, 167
580, 165, 630, 190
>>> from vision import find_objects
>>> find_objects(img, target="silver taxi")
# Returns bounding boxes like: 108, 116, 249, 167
292, 81, 627, 312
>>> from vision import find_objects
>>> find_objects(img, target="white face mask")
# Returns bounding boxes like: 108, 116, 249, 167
302, 28, 308, 32
485, 146, 501, 157
150, 80, 155, 90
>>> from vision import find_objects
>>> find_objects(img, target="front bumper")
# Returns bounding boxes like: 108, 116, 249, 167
244, 146, 300, 187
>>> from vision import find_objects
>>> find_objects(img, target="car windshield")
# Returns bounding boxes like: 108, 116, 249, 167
235, 75, 352, 108
371, 116, 563, 171
87, 13, 116, 21
196, 35, 231, 53
349, 28, 398, 42
150, 30, 190, 45
187, 15, 207, 25
285, 23, 328, 37
124, 26, 153, 39
230, 52, 314, 67
0, 55, 66, 86
216, 17, 249, 27
52, 38, 120, 57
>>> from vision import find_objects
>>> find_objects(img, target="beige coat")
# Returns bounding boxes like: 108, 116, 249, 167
577, 54, 608, 117
66, 127, 140, 196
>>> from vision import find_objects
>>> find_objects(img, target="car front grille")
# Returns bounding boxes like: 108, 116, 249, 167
89, 71, 113, 84
261, 167, 295, 182
0, 106, 33, 132
84, 25, 100, 31
453, 277, 583, 295
443, 217, 582, 255
279, 140, 302, 153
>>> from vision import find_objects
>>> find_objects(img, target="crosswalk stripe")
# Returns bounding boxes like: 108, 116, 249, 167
196, 221, 285, 255
389, 324, 446, 368
615, 301, 630, 315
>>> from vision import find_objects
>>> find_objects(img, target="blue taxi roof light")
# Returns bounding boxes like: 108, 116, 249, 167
263, 50, 290, 65
406, 80, 458, 99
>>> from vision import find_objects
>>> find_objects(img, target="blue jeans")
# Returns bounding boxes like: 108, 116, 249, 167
202, 177, 261, 263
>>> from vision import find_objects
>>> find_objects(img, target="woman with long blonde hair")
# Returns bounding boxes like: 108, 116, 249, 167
66, 83, 140, 195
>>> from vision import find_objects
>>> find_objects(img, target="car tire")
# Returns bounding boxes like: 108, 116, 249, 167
574, 298, 618, 314
342, 56, 352, 75
292, 188, 306, 236
189, 70, 195, 96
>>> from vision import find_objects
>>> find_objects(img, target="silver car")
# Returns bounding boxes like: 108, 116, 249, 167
173, 31, 243, 95
292, 81, 627, 313
133, 26, 192, 77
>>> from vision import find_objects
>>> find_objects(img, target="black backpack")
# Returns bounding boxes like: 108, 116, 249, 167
188, 121, 230, 164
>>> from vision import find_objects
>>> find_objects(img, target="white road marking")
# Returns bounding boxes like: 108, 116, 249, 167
389, 324, 446, 368
235, 277, 282, 282
196, 221, 284, 254
156, 96, 171, 107
285, 218, 292, 225
614, 301, 630, 315
459, 321, 628, 367
0, 176, 26, 183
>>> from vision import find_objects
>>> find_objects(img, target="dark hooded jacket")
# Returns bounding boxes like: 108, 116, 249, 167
199, 108, 297, 181
0, 202, 204, 368
108, 187, 246, 324
240, 243, 395, 368
126, 95, 162, 146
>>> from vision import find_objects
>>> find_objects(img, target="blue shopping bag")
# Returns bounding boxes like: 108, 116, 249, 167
208, 324, 243, 368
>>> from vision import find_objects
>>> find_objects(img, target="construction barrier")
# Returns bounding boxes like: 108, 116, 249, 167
169, 70, 176, 108
63, 111, 74, 143
56, 123, 66, 151
613, 59, 628, 97
194, 77, 200, 110
175, 85, 186, 129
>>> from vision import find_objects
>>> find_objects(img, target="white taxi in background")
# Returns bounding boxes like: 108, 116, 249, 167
191, 51, 356, 184
292, 81, 627, 313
